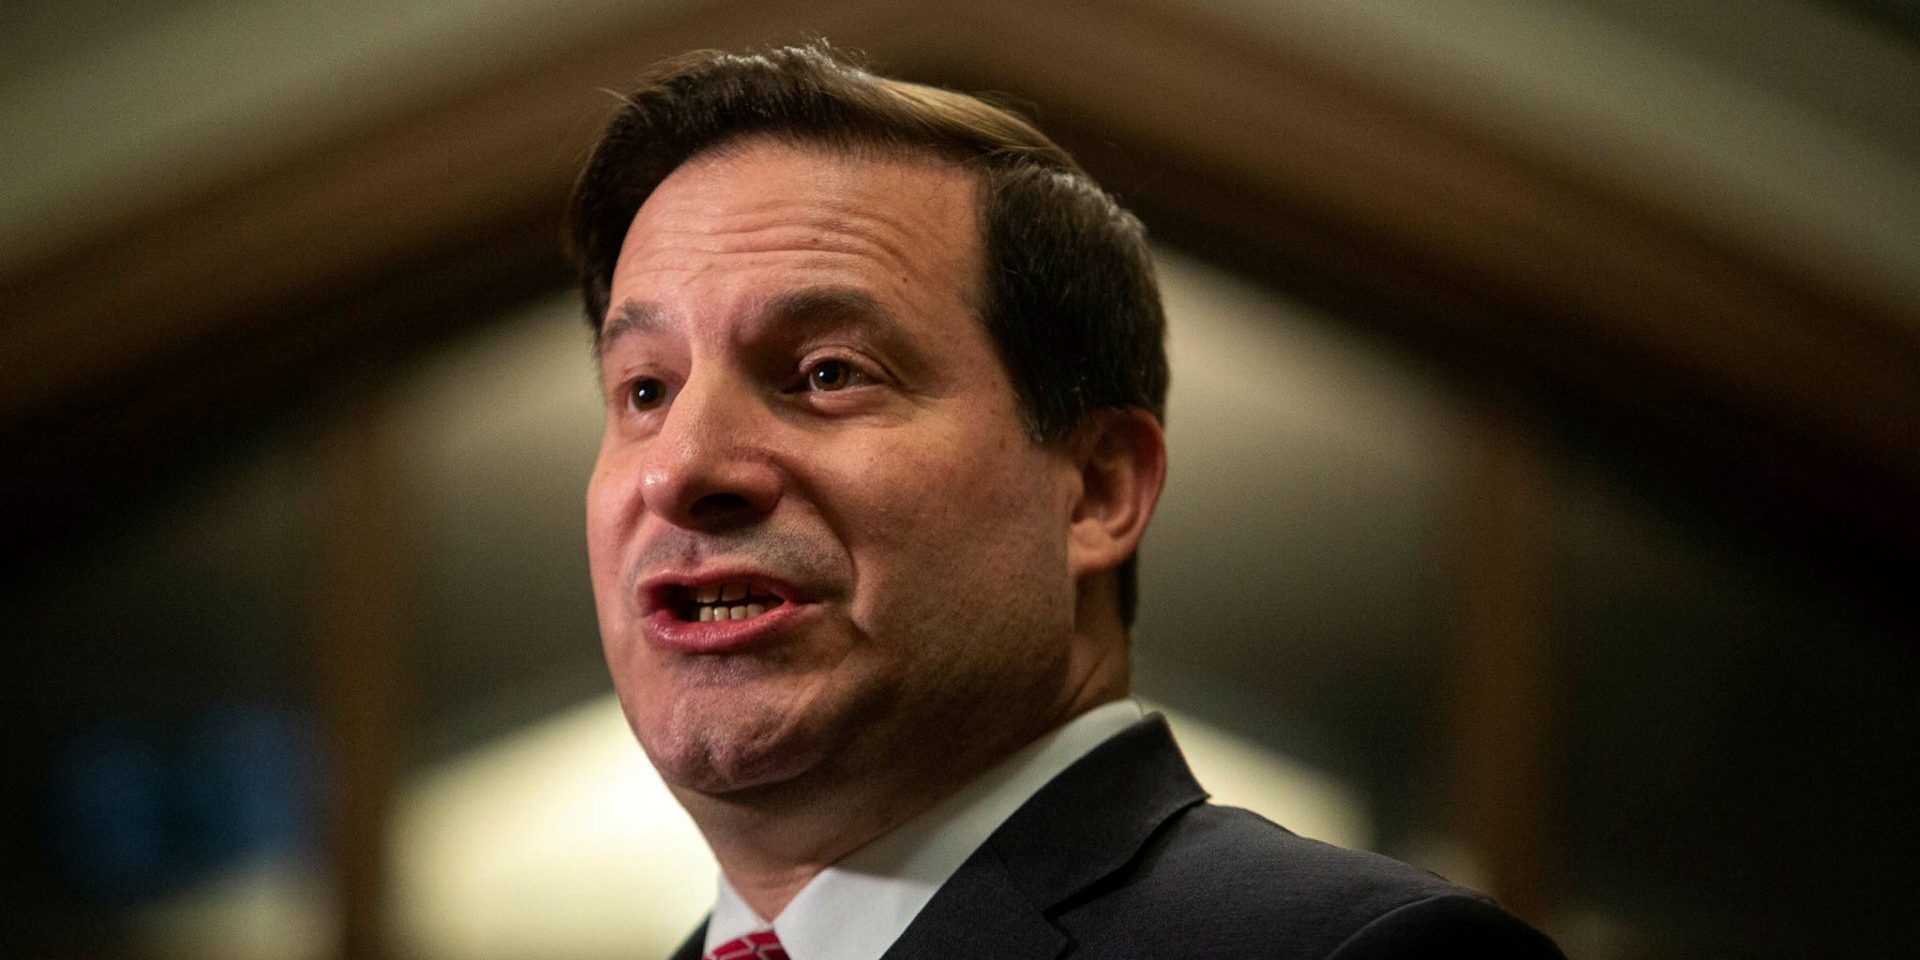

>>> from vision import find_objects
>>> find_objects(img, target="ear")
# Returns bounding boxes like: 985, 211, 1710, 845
1066, 408, 1168, 579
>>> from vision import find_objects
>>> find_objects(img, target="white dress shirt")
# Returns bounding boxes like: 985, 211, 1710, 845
701, 699, 1145, 960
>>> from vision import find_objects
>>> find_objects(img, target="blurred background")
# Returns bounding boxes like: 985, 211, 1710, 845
4, 0, 1917, 957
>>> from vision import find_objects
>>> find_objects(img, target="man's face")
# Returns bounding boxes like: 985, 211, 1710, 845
587, 139, 1083, 799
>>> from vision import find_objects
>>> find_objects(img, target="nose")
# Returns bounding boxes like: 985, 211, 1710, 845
639, 372, 783, 532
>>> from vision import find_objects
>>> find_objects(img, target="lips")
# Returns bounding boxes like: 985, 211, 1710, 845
640, 571, 808, 653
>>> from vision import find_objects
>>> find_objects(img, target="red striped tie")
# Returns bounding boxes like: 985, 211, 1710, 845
704, 930, 789, 960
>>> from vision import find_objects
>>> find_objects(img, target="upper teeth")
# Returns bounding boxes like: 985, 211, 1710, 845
695, 582, 757, 603
691, 582, 777, 622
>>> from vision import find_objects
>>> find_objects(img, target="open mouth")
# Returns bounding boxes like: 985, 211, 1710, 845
669, 581, 788, 623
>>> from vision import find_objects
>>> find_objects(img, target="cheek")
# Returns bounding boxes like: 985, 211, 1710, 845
585, 448, 641, 608
833, 427, 1068, 604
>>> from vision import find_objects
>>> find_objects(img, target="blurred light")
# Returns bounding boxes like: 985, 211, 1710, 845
390, 696, 714, 960
175, 705, 317, 870
48, 706, 316, 904
47, 722, 171, 900
130, 856, 335, 960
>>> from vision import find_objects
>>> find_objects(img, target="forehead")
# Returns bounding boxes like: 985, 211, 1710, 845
608, 138, 982, 327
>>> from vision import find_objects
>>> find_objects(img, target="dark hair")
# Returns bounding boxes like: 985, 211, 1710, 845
566, 41, 1168, 625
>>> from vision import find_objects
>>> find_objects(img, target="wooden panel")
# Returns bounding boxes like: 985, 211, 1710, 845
1447, 396, 1561, 926
312, 401, 406, 960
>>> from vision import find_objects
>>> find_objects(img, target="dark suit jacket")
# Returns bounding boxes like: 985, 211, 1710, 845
670, 715, 1563, 959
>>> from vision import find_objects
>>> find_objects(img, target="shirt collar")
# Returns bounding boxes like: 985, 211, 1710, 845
704, 699, 1145, 960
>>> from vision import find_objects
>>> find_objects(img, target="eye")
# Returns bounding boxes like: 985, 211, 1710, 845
803, 358, 869, 392
808, 359, 852, 391
629, 377, 667, 410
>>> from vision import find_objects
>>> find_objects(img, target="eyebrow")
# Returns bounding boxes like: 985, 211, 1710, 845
597, 286, 903, 357
757, 286, 896, 334
596, 300, 664, 358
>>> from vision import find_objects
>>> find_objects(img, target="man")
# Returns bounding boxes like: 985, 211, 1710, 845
568, 42, 1563, 960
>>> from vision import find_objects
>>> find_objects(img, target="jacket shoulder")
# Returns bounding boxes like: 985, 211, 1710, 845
1054, 802, 1562, 959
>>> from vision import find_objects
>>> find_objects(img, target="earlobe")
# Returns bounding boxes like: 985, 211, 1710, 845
1067, 409, 1168, 578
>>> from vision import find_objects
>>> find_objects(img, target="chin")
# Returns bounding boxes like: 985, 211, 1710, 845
633, 692, 836, 797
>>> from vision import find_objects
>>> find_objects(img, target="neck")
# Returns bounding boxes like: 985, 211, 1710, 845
683, 628, 1130, 920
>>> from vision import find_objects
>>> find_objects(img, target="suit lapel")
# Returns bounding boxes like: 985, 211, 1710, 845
878, 846, 1066, 960
987, 715, 1207, 909
666, 919, 708, 960
879, 715, 1206, 960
